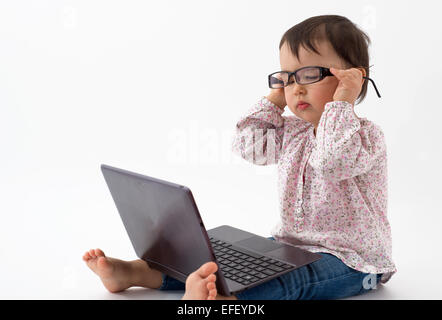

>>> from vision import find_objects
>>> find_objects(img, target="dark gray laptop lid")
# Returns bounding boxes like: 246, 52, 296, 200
100, 164, 216, 280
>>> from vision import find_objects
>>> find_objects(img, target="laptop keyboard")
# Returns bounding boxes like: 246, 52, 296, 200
209, 237, 294, 286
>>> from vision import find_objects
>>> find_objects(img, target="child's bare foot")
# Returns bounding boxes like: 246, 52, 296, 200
182, 262, 218, 300
82, 248, 163, 293
82, 248, 135, 293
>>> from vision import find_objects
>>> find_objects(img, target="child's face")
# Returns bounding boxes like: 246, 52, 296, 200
279, 40, 346, 128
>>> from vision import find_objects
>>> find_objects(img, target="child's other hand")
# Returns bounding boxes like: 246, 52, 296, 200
329, 67, 366, 105
266, 88, 287, 110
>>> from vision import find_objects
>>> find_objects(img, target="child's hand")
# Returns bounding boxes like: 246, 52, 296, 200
266, 88, 287, 110
329, 67, 366, 106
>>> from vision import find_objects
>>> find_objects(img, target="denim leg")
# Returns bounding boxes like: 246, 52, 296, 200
158, 273, 185, 291
158, 236, 382, 299
236, 237, 383, 300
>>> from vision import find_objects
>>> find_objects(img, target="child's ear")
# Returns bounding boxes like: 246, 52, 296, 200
357, 67, 367, 78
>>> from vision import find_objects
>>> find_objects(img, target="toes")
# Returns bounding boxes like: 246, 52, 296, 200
196, 262, 218, 278
207, 282, 215, 290
94, 248, 105, 257
89, 249, 96, 258
206, 274, 216, 283
83, 252, 91, 261
84, 249, 105, 261
207, 288, 217, 300
203, 272, 217, 300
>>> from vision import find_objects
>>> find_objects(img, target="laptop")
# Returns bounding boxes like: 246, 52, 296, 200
101, 164, 322, 296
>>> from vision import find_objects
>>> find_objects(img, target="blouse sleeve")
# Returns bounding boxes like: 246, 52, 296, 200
309, 101, 387, 181
231, 96, 285, 165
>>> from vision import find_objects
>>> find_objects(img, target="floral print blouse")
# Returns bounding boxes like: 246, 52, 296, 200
232, 96, 397, 284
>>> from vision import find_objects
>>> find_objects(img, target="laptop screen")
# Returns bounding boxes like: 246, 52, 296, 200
101, 164, 214, 278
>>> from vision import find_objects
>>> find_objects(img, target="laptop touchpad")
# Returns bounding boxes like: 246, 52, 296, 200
235, 236, 283, 253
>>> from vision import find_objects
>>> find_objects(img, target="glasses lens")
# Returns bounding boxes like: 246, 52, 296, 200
296, 67, 321, 84
269, 72, 289, 88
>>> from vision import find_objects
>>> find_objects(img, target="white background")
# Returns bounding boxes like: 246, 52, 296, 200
1, 0, 441, 299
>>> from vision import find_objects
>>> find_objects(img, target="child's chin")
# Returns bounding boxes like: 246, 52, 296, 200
289, 110, 305, 121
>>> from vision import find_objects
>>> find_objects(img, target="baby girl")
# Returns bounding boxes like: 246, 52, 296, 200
83, 14, 396, 300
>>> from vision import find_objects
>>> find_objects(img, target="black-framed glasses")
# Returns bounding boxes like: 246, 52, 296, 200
268, 65, 381, 98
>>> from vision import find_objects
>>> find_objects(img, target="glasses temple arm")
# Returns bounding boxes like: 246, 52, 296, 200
363, 76, 381, 98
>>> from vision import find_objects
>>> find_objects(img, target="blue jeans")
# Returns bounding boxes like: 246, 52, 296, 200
158, 237, 383, 300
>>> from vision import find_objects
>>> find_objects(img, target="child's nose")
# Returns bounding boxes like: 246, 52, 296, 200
291, 82, 307, 95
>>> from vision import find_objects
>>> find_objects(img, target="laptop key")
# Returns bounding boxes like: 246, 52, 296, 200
256, 273, 268, 279
259, 262, 270, 267
267, 265, 284, 272
243, 275, 259, 283
262, 269, 276, 276
262, 257, 271, 262
231, 246, 263, 259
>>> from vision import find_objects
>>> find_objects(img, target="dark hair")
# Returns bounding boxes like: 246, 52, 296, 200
279, 15, 371, 105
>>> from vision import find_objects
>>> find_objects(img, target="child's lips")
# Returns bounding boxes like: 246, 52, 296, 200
297, 103, 310, 110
